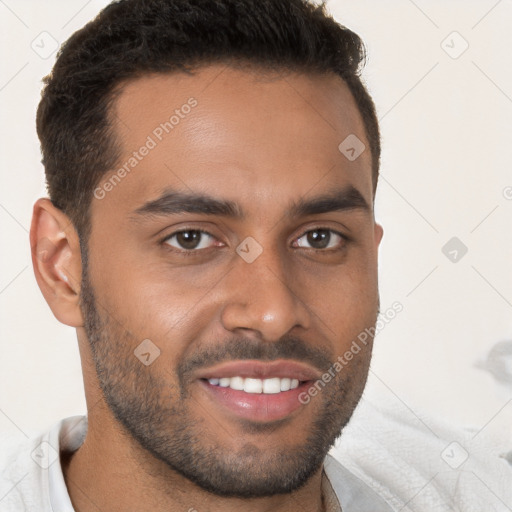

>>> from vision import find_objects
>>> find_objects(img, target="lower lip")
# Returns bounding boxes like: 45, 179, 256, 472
200, 380, 311, 423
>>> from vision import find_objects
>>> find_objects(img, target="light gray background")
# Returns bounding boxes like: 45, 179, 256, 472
0, 0, 511, 447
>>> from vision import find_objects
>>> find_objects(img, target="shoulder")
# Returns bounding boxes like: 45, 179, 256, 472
0, 428, 49, 511
329, 399, 512, 511
0, 416, 85, 512
323, 454, 396, 511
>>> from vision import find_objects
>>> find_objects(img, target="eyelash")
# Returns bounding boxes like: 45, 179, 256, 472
161, 227, 349, 256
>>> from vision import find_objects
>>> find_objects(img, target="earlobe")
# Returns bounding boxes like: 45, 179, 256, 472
30, 198, 84, 327
374, 222, 384, 246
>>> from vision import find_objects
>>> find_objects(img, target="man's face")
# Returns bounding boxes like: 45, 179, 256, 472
81, 65, 382, 497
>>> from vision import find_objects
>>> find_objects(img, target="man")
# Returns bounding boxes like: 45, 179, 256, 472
0, 0, 509, 511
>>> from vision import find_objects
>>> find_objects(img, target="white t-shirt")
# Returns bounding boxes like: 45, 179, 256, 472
1, 400, 510, 511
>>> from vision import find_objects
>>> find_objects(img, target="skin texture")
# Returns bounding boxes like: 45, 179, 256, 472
30, 64, 383, 512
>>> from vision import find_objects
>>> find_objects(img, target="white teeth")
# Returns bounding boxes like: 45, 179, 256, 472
230, 376, 245, 391
207, 376, 303, 394
280, 378, 291, 391
263, 377, 281, 394
218, 377, 231, 387
244, 378, 263, 394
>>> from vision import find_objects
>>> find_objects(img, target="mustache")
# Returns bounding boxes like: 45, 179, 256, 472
178, 335, 333, 381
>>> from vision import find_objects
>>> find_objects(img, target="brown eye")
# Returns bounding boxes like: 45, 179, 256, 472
295, 229, 345, 250
164, 230, 216, 251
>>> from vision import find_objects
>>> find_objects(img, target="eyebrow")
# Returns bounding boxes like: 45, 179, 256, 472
131, 184, 370, 221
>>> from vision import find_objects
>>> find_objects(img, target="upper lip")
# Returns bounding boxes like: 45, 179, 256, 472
195, 359, 322, 381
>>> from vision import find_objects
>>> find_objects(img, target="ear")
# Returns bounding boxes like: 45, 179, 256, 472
374, 222, 383, 248
30, 198, 84, 327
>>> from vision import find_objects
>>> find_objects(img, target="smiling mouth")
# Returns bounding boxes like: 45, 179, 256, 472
204, 376, 304, 394
194, 359, 320, 423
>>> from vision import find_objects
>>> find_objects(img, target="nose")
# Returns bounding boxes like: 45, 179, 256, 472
220, 246, 312, 342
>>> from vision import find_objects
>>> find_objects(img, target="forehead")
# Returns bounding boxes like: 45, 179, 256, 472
94, 65, 372, 221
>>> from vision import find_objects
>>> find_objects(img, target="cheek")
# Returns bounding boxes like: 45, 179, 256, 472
88, 252, 221, 366
294, 254, 379, 347
302, 254, 377, 294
